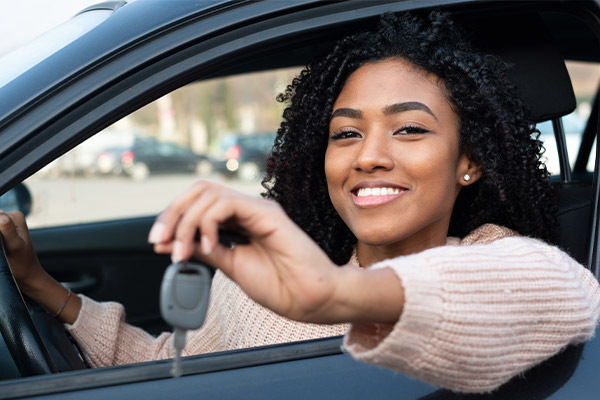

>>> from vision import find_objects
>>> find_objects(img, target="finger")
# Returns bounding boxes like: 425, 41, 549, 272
191, 201, 241, 276
148, 180, 215, 244
194, 194, 254, 259
7, 211, 30, 242
172, 188, 225, 262
195, 240, 236, 277
153, 241, 174, 254
0, 211, 24, 252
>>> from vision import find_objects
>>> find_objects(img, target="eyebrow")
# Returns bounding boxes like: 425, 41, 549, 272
330, 108, 363, 120
330, 101, 437, 121
383, 102, 437, 120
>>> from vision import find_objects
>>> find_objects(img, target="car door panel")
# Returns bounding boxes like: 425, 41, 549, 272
2, 325, 599, 400
30, 217, 171, 334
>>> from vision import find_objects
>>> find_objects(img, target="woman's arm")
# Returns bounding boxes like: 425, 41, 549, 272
0, 210, 82, 324
344, 236, 600, 393
149, 180, 405, 324
0, 210, 225, 366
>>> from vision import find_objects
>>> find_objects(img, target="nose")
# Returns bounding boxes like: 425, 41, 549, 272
352, 132, 394, 172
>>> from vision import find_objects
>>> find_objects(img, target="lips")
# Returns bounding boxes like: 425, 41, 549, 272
350, 181, 408, 208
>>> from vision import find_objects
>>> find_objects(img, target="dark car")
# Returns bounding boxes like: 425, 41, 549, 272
97, 137, 214, 180
0, 1, 599, 399
219, 133, 276, 181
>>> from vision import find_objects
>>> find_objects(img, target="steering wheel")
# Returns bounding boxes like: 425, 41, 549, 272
0, 241, 86, 376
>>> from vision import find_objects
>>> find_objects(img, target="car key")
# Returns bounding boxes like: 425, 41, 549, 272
160, 261, 212, 378
160, 229, 249, 378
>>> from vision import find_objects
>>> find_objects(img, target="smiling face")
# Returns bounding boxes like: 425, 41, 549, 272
325, 58, 478, 264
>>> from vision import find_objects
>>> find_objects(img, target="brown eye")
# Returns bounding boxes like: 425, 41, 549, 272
331, 130, 361, 140
395, 125, 430, 135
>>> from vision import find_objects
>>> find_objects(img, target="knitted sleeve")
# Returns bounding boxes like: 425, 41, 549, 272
66, 272, 231, 367
66, 270, 347, 367
343, 236, 600, 393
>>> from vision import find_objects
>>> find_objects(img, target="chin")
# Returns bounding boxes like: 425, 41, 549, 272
354, 231, 405, 247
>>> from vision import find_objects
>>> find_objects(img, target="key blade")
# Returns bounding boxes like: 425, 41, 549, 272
170, 328, 187, 378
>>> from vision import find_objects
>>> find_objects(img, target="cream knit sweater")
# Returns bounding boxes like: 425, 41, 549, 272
67, 224, 600, 393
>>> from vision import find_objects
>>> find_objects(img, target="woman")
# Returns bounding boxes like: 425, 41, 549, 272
1, 11, 598, 393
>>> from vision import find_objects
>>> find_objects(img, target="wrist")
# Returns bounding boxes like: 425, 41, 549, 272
18, 266, 52, 297
334, 266, 404, 324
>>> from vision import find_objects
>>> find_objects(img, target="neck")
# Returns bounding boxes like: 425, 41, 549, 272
355, 228, 448, 268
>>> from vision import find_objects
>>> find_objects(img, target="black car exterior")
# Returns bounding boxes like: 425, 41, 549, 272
219, 132, 276, 181
99, 138, 213, 180
1, 0, 600, 399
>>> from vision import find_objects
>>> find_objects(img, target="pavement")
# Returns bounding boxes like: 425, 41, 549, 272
24, 173, 262, 228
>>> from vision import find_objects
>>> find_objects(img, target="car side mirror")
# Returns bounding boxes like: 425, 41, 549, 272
0, 183, 33, 216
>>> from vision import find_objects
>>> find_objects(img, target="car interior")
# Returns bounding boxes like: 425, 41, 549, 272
1, 1, 600, 398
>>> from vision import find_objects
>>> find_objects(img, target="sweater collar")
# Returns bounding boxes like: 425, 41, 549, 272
348, 224, 517, 267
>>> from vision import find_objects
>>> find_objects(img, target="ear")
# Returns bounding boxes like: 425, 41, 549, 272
457, 153, 482, 186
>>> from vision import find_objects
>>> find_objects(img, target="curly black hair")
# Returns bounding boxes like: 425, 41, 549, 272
262, 11, 558, 265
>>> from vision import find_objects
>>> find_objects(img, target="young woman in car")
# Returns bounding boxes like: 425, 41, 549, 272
1, 11, 599, 393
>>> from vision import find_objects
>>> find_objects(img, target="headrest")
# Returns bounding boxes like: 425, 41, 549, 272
466, 14, 576, 123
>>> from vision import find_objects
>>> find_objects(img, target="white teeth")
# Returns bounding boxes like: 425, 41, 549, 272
356, 187, 401, 197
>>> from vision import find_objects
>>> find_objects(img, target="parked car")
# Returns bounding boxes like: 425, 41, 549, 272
219, 133, 276, 181
97, 137, 215, 180
0, 1, 599, 399
36, 129, 134, 177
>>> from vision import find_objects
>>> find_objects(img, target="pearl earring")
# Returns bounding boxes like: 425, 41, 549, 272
463, 174, 471, 182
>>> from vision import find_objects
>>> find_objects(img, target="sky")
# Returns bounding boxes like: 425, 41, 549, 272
0, 0, 101, 56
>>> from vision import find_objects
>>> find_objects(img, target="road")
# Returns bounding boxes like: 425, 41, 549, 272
24, 173, 263, 228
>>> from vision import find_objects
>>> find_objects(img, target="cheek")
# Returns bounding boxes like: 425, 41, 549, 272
324, 148, 340, 194
408, 145, 460, 196
324, 147, 349, 210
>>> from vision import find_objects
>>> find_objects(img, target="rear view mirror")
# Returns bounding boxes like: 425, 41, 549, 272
0, 183, 32, 216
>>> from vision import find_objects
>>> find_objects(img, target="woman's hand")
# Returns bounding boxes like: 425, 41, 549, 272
149, 181, 352, 323
0, 210, 44, 291
0, 210, 82, 324
149, 181, 404, 325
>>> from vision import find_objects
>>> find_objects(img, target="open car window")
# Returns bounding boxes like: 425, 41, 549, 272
23, 67, 300, 228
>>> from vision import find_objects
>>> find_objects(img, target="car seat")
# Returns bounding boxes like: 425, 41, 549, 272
470, 13, 591, 265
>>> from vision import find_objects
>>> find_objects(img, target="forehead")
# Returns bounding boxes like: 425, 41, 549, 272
334, 58, 451, 110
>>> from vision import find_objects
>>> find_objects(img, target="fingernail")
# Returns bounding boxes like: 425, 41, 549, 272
201, 235, 212, 255
172, 240, 184, 263
148, 222, 166, 244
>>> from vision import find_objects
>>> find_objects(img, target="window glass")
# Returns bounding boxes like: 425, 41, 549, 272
24, 67, 301, 228
537, 60, 600, 175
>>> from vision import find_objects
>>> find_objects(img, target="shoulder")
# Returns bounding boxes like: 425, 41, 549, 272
453, 224, 582, 270
458, 223, 519, 245
455, 223, 561, 256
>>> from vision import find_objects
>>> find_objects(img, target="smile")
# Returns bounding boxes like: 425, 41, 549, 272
355, 187, 401, 196
351, 186, 407, 207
